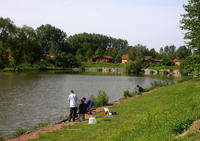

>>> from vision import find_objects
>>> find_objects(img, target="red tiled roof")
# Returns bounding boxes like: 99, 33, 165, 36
122, 54, 128, 60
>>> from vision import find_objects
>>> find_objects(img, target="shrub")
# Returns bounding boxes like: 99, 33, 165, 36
172, 119, 194, 134
144, 80, 173, 91
12, 128, 27, 137
0, 135, 4, 141
33, 122, 49, 129
123, 90, 137, 98
123, 90, 131, 98
180, 55, 200, 76
125, 60, 143, 74
161, 57, 174, 66
89, 90, 109, 108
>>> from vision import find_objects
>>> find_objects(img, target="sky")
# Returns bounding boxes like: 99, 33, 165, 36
0, 0, 188, 51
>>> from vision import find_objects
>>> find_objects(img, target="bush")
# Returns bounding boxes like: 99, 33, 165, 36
54, 53, 80, 68
180, 55, 200, 76
125, 60, 143, 74
123, 90, 131, 98
0, 135, 4, 141
161, 57, 174, 66
123, 90, 137, 98
12, 128, 27, 137
144, 80, 173, 91
0, 59, 4, 69
172, 119, 194, 134
89, 90, 109, 108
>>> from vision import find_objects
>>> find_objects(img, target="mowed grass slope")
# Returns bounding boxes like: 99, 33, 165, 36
30, 80, 200, 141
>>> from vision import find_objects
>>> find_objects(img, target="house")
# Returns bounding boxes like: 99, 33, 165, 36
172, 57, 181, 66
121, 54, 128, 64
144, 56, 162, 64
87, 56, 114, 63
43, 54, 55, 59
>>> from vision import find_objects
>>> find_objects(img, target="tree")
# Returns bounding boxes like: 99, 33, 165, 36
149, 48, 159, 58
21, 26, 42, 65
0, 17, 16, 68
0, 41, 9, 69
180, 0, 200, 53
95, 48, 104, 57
55, 52, 80, 67
8, 28, 25, 70
176, 46, 192, 59
0, 17, 15, 42
159, 45, 176, 58
180, 55, 200, 76
36, 24, 67, 54
128, 44, 149, 61
125, 60, 143, 74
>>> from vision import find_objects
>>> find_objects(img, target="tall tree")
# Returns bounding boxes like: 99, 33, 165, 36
8, 27, 25, 70
160, 45, 176, 58
0, 17, 15, 42
180, 0, 200, 53
0, 17, 16, 68
36, 24, 67, 55
149, 48, 159, 58
21, 26, 42, 66
176, 46, 192, 59
128, 44, 149, 61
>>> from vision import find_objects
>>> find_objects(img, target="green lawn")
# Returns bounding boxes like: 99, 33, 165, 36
30, 80, 200, 141
147, 65, 179, 71
81, 62, 124, 68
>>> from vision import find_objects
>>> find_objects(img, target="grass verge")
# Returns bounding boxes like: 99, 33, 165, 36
81, 62, 124, 68
29, 79, 200, 141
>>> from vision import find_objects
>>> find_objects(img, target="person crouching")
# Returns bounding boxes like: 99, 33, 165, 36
78, 99, 88, 121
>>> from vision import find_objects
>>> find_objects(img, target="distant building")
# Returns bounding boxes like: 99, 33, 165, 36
144, 56, 162, 64
43, 54, 55, 59
172, 57, 181, 66
121, 54, 128, 64
87, 56, 114, 63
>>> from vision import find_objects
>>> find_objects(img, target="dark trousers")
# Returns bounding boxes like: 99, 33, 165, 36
68, 107, 77, 122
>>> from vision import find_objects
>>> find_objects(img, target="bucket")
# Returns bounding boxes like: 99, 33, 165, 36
88, 117, 96, 124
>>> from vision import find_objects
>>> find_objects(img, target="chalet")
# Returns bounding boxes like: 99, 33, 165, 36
43, 54, 55, 59
172, 57, 181, 66
121, 54, 128, 64
145, 56, 162, 64
88, 56, 114, 63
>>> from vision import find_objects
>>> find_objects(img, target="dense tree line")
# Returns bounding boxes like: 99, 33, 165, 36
0, 15, 195, 74
0, 17, 129, 70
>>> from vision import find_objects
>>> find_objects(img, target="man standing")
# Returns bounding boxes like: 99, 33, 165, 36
68, 90, 78, 122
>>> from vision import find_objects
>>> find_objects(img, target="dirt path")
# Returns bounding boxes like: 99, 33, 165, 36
5, 88, 160, 141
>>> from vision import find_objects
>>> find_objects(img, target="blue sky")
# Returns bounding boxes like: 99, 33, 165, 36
0, 0, 188, 51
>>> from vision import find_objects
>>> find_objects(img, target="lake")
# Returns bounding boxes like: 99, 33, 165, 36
0, 72, 170, 136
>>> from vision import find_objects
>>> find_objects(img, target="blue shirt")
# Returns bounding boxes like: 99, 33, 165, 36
86, 98, 94, 107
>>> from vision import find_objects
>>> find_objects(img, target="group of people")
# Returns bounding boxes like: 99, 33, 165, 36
67, 90, 94, 122
67, 85, 143, 122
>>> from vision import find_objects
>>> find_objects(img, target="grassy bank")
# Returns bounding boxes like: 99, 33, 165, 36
81, 62, 124, 68
147, 65, 179, 71
29, 79, 200, 141
0, 62, 124, 72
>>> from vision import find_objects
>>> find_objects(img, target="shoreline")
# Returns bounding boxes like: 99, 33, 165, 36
4, 87, 162, 141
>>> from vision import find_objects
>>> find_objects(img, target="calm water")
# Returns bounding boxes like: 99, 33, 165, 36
0, 72, 169, 136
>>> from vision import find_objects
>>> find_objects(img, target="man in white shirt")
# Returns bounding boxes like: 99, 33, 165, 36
68, 90, 78, 122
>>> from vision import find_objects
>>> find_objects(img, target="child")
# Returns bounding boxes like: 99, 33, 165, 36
78, 99, 88, 121
136, 85, 144, 95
